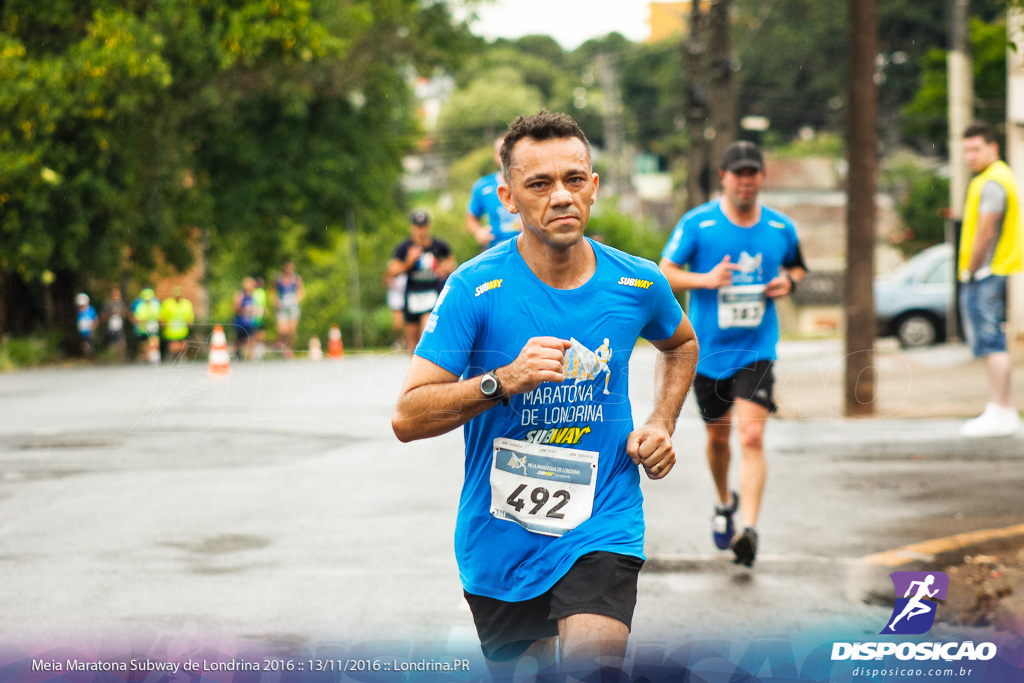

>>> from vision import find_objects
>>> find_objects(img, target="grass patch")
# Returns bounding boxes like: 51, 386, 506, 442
0, 335, 62, 370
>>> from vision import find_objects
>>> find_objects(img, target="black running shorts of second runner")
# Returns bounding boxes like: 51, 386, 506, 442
463, 551, 643, 662
693, 359, 776, 422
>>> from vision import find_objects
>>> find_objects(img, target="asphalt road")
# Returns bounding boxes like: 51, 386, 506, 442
1, 342, 1021, 661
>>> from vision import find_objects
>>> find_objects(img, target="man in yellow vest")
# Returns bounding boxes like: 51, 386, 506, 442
160, 286, 195, 360
959, 121, 1024, 437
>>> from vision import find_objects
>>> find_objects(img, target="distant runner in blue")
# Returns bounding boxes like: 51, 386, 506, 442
75, 292, 98, 355
394, 111, 698, 679
660, 140, 806, 569
466, 137, 523, 250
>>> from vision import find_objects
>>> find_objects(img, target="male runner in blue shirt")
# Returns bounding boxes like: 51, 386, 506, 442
466, 137, 523, 250
394, 111, 697, 679
660, 141, 806, 568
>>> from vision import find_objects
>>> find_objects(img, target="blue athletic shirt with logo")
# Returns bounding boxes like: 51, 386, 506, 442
467, 171, 521, 249
661, 198, 801, 380
414, 237, 683, 601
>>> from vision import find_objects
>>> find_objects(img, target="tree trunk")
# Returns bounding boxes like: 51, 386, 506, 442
0, 273, 42, 337
844, 0, 878, 417
708, 0, 736, 194
51, 269, 83, 357
684, 0, 709, 211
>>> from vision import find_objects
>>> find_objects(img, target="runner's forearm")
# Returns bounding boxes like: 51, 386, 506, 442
659, 259, 712, 292
466, 214, 490, 243
386, 259, 410, 278
393, 376, 501, 442
646, 337, 699, 436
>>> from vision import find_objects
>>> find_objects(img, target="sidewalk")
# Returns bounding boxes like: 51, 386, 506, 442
771, 338, 1024, 634
773, 338, 1024, 421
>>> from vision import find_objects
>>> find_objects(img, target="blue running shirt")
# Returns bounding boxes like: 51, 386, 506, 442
661, 198, 801, 380
77, 306, 98, 339
415, 237, 683, 601
467, 172, 522, 249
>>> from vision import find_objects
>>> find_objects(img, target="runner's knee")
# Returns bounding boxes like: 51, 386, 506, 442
736, 422, 765, 453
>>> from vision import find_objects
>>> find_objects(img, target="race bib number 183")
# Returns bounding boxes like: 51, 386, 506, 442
490, 438, 599, 537
718, 284, 767, 329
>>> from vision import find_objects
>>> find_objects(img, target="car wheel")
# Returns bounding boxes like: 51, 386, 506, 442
896, 314, 938, 348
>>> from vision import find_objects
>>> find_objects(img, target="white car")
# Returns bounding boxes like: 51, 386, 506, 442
874, 243, 954, 348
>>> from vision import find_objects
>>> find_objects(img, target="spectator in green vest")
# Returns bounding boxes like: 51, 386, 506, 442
131, 287, 162, 364
252, 277, 268, 360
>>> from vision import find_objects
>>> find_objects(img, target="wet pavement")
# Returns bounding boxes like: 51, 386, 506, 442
0, 340, 1021, 652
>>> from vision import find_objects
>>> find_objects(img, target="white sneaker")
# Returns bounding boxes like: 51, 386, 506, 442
961, 403, 1021, 438
1000, 405, 1021, 433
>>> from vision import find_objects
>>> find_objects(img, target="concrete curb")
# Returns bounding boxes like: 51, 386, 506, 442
847, 524, 1024, 624
647, 525, 1024, 627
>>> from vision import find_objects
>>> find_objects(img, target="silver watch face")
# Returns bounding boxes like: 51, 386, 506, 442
480, 374, 498, 397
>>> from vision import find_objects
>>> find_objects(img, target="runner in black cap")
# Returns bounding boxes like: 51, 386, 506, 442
386, 210, 456, 351
659, 140, 807, 567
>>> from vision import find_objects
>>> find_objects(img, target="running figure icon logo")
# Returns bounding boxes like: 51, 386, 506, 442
507, 453, 528, 474
563, 337, 613, 395
736, 251, 763, 278
882, 571, 949, 635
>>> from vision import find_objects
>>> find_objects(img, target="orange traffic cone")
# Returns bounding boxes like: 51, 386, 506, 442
309, 336, 323, 361
208, 325, 231, 376
327, 325, 344, 359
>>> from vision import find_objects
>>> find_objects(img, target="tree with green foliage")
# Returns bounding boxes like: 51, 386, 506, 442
883, 157, 950, 255
731, 0, 1004, 143
0, 0, 475, 355
435, 67, 545, 160
902, 16, 1008, 152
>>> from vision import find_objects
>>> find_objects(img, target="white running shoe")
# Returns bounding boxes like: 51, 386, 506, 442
1001, 405, 1022, 433
961, 403, 1021, 438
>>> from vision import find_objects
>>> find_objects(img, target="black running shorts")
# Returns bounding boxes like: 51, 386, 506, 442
463, 551, 643, 662
402, 306, 428, 324
693, 359, 776, 422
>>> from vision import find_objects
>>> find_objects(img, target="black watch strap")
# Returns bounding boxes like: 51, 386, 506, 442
481, 369, 509, 406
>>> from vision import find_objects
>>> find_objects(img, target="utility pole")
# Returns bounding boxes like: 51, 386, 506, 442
346, 209, 363, 350
683, 0, 736, 209
708, 0, 736, 194
844, 0, 878, 417
946, 0, 974, 342
1006, 8, 1024, 349
684, 0, 708, 211
596, 52, 627, 199
947, 0, 974, 220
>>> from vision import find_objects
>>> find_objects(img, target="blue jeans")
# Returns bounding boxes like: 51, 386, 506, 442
960, 275, 1007, 357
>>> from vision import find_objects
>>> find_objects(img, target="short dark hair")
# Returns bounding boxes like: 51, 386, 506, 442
500, 110, 592, 184
964, 120, 997, 144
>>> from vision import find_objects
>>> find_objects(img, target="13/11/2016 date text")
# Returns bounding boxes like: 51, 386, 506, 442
327, 659, 472, 673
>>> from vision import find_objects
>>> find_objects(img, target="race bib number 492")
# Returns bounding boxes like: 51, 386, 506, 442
489, 438, 599, 537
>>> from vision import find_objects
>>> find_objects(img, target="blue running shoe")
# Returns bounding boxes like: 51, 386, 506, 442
712, 491, 739, 550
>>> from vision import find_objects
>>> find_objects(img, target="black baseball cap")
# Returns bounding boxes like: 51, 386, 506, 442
721, 140, 764, 173
409, 210, 431, 227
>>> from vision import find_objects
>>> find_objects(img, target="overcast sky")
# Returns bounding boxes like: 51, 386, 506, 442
465, 0, 652, 50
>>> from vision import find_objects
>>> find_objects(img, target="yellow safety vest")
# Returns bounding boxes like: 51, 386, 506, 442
133, 299, 161, 336
160, 298, 194, 340
959, 159, 1024, 278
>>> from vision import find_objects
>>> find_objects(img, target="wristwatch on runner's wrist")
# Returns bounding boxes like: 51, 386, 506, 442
479, 369, 508, 406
